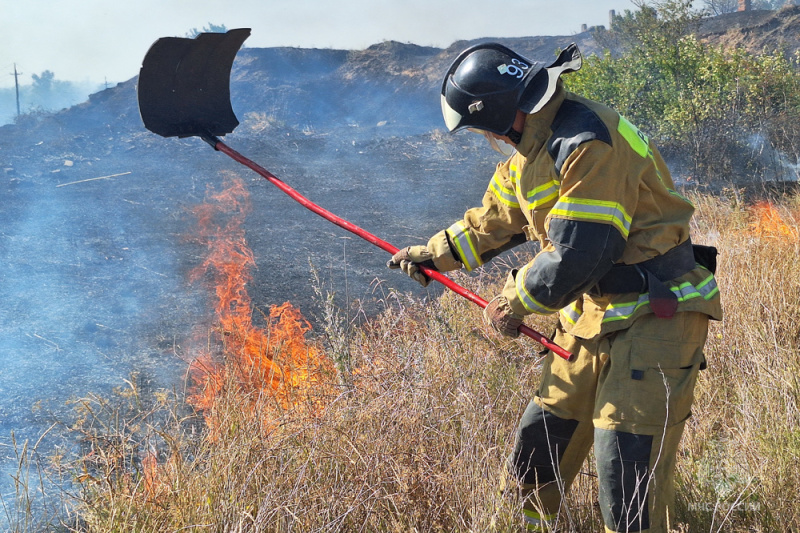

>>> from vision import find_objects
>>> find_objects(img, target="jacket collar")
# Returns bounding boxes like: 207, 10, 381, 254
516, 81, 567, 158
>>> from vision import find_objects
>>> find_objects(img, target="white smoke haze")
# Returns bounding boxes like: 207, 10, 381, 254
0, 40, 512, 525
747, 132, 800, 182
1, 8, 797, 524
0, 159, 206, 525
0, 0, 625, 91
0, 77, 105, 126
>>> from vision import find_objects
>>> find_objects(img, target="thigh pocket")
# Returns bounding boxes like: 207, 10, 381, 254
627, 339, 705, 428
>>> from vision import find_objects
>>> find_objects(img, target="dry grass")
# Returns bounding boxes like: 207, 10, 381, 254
41, 191, 800, 532
677, 191, 800, 532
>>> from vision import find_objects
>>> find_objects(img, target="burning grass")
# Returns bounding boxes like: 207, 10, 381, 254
63, 185, 800, 532
186, 173, 334, 439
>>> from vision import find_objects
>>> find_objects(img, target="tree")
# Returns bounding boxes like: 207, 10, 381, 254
22, 70, 99, 116
753, 0, 794, 8
571, 0, 800, 182
702, 0, 738, 14
597, 0, 704, 54
702, 0, 794, 13
31, 70, 55, 94
30, 70, 56, 109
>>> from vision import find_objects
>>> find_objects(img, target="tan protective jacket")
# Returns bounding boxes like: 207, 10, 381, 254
427, 85, 722, 339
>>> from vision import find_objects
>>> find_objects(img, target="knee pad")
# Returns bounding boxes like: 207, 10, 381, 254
595, 428, 654, 532
509, 401, 580, 485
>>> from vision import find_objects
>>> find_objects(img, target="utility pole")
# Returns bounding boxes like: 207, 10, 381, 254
11, 63, 22, 117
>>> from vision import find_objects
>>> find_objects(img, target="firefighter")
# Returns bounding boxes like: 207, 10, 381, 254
387, 42, 722, 532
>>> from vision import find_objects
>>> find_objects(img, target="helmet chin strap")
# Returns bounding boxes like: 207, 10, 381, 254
482, 131, 515, 157
470, 127, 520, 157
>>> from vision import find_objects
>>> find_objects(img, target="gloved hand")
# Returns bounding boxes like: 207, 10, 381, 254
483, 295, 524, 338
387, 246, 438, 287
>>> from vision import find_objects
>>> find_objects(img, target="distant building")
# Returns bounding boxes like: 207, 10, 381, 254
580, 9, 616, 33
738, 0, 751, 10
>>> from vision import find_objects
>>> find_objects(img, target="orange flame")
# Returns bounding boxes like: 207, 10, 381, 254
141, 452, 166, 502
748, 201, 798, 239
187, 173, 334, 435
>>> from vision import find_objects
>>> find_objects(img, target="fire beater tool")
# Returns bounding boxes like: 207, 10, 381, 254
136, 28, 574, 362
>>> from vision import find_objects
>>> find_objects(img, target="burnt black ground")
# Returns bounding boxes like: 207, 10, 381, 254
0, 41, 506, 520
0, 13, 797, 521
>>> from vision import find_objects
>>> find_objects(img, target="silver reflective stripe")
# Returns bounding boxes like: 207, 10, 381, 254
550, 197, 632, 238
489, 172, 520, 208
603, 293, 649, 323
603, 274, 720, 323
516, 264, 558, 315
672, 281, 701, 300
697, 273, 719, 299
560, 302, 582, 325
446, 221, 482, 271
527, 179, 559, 210
509, 164, 520, 186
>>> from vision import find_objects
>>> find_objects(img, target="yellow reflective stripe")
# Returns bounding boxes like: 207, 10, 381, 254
489, 172, 520, 208
551, 197, 632, 238
602, 274, 719, 323
516, 264, 559, 315
620, 114, 695, 213
446, 221, 482, 271
523, 509, 556, 531
527, 179, 559, 210
669, 188, 694, 207
619, 115, 694, 212
560, 302, 582, 325
696, 272, 720, 300
603, 293, 649, 323
646, 144, 686, 202
509, 163, 520, 186
618, 115, 649, 158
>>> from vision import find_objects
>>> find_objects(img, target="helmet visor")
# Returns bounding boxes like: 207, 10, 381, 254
441, 93, 464, 132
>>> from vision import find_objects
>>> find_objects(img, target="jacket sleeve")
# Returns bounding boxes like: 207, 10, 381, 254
503, 140, 635, 316
431, 157, 529, 272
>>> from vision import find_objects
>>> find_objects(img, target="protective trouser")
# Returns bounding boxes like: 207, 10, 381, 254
507, 311, 709, 532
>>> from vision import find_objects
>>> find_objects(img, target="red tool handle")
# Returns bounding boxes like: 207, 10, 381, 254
211, 138, 573, 362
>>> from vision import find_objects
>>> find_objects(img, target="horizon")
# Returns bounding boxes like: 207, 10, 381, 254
0, 0, 631, 90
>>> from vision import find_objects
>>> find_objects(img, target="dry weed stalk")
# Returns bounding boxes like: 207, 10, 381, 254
61, 193, 800, 532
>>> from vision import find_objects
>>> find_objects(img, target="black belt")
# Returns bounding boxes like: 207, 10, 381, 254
592, 239, 718, 318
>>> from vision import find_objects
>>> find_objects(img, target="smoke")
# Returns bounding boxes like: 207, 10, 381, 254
747, 132, 800, 182
229, 47, 442, 140
0, 41, 509, 525
0, 147, 209, 523
0, 77, 104, 126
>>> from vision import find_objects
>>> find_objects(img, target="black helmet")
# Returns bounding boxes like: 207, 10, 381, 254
441, 42, 582, 135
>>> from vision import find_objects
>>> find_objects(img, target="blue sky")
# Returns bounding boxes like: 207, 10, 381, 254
0, 0, 631, 89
